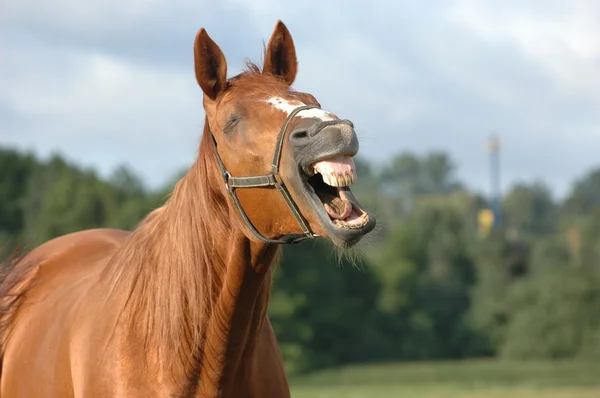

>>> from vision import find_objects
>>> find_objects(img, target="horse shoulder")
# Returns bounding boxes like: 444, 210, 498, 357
0, 228, 130, 396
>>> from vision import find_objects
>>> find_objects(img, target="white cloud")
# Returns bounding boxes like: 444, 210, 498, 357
0, 37, 203, 184
447, 0, 600, 104
4, 0, 196, 33
1, 0, 600, 197
9, 53, 197, 133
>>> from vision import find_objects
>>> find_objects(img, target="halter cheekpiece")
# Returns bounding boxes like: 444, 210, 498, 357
210, 104, 320, 244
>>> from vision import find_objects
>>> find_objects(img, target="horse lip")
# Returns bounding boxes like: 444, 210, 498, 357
297, 166, 376, 247
299, 151, 358, 175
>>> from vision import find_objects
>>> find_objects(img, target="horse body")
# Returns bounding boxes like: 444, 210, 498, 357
1, 229, 130, 397
1, 226, 289, 397
0, 20, 375, 397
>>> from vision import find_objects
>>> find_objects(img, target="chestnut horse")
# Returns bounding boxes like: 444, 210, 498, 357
0, 20, 375, 397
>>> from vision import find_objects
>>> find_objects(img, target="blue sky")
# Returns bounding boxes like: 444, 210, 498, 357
2, 0, 599, 199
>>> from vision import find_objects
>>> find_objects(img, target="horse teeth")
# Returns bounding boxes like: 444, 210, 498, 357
333, 174, 340, 187
341, 173, 349, 187
344, 171, 352, 186
319, 170, 359, 187
330, 173, 338, 187
312, 159, 358, 187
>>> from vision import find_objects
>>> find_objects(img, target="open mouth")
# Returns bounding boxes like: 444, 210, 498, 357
302, 156, 371, 231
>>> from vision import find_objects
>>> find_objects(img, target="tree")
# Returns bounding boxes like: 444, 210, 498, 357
378, 152, 462, 222
563, 167, 600, 216
106, 165, 165, 230
109, 165, 146, 202
372, 195, 479, 359
502, 181, 557, 237
269, 240, 385, 373
0, 148, 36, 235
21, 156, 117, 245
500, 264, 600, 359
467, 234, 530, 355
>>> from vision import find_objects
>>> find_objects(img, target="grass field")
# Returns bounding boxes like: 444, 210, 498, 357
289, 359, 600, 398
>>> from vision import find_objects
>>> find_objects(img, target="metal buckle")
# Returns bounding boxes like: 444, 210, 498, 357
224, 171, 232, 191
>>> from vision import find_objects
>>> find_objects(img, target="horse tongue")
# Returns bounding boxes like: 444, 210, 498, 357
323, 196, 352, 219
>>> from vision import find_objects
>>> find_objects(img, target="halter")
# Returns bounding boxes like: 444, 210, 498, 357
210, 104, 320, 244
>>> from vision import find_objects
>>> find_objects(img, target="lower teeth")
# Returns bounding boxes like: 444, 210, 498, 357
333, 214, 368, 229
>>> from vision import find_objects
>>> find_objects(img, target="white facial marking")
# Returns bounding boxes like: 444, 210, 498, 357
266, 96, 336, 121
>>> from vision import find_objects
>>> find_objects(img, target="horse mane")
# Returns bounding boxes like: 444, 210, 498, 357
242, 60, 262, 75
231, 59, 297, 96
101, 116, 243, 372
0, 246, 39, 358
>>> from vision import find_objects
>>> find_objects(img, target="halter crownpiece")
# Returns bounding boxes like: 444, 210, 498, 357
210, 104, 321, 244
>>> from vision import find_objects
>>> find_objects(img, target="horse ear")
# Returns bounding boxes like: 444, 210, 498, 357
263, 20, 298, 86
194, 28, 227, 100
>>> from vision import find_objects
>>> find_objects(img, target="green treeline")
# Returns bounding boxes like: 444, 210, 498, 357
1, 146, 600, 373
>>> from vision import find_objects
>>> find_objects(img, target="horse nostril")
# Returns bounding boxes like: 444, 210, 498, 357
290, 130, 308, 141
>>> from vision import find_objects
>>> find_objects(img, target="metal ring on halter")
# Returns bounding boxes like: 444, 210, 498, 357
223, 171, 232, 191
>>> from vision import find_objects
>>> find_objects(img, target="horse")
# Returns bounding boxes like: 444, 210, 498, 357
0, 20, 376, 397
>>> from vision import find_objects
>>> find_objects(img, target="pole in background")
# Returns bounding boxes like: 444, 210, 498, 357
487, 134, 502, 230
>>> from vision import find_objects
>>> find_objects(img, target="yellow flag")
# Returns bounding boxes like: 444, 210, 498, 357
478, 209, 494, 237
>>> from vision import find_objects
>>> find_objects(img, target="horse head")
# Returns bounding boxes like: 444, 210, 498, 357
194, 20, 376, 248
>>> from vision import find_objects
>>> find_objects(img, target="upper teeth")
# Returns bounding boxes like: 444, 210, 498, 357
320, 171, 356, 187
311, 156, 357, 187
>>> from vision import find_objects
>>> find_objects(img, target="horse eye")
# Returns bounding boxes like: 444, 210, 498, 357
223, 115, 241, 134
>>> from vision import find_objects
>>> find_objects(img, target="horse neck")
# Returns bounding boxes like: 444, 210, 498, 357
104, 137, 280, 393
193, 230, 279, 397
